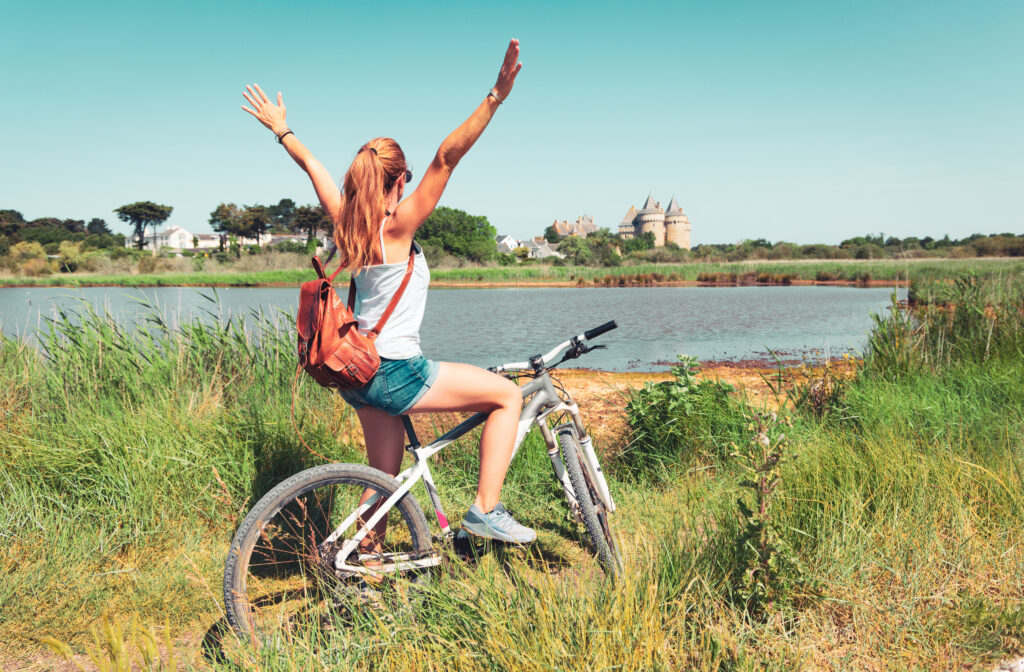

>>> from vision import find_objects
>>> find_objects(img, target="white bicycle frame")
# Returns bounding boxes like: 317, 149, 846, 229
326, 333, 617, 577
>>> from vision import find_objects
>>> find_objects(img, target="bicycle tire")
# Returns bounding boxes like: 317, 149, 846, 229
223, 463, 433, 641
558, 427, 621, 577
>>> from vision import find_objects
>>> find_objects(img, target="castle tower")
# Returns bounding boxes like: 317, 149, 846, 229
618, 206, 637, 239
663, 195, 691, 250
636, 194, 665, 246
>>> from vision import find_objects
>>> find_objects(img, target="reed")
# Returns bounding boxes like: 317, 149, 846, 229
2, 257, 1022, 288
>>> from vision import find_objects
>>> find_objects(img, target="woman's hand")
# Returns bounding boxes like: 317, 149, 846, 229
241, 84, 288, 136
492, 39, 522, 101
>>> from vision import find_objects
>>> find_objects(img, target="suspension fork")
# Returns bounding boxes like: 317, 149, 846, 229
538, 419, 583, 519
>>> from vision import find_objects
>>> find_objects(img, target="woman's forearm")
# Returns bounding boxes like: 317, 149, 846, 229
436, 95, 502, 171
280, 133, 342, 216
280, 133, 314, 172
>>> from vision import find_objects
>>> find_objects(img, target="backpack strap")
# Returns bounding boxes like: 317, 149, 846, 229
368, 251, 416, 338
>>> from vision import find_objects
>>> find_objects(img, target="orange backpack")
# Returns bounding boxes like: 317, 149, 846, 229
296, 250, 415, 390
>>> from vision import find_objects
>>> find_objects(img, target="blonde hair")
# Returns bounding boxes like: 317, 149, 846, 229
333, 137, 407, 273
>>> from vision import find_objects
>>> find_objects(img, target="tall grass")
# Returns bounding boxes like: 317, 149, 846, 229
7, 272, 1024, 670
2, 257, 1022, 288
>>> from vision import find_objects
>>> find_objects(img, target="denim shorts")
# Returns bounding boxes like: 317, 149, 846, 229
339, 355, 440, 415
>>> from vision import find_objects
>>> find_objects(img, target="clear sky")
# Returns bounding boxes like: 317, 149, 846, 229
2, 0, 1021, 245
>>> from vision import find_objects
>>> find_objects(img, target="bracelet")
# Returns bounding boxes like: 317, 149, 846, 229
487, 88, 504, 104
275, 129, 294, 144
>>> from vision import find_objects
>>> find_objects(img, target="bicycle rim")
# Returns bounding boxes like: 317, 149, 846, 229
224, 466, 432, 642
557, 428, 621, 576
577, 446, 622, 571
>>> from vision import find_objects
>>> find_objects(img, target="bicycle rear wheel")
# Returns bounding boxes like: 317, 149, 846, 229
223, 463, 433, 642
557, 427, 621, 577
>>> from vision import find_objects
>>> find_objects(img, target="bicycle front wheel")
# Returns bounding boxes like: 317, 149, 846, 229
223, 463, 433, 642
558, 427, 622, 577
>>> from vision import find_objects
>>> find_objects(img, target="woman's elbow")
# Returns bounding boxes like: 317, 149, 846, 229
433, 152, 458, 176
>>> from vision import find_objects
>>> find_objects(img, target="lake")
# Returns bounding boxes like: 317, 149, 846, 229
0, 286, 902, 372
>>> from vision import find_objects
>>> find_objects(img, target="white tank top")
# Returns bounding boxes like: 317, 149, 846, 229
352, 221, 430, 359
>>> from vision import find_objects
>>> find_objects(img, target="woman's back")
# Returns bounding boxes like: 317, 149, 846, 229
353, 231, 431, 360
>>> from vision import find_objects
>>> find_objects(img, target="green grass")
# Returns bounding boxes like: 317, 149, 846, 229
6, 271, 1024, 670
2, 257, 1023, 288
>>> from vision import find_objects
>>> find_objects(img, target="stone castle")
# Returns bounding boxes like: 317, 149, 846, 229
618, 194, 691, 249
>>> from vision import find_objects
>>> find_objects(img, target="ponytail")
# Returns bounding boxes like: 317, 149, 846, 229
334, 138, 407, 273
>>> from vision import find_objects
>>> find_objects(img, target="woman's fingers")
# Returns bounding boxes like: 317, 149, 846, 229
505, 38, 519, 68
242, 90, 259, 110
253, 83, 270, 104
276, 91, 284, 106
241, 105, 258, 117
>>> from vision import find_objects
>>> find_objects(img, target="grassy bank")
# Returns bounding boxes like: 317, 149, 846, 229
2, 257, 1023, 288
3, 272, 1023, 669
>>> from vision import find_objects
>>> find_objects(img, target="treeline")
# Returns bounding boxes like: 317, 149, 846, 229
3, 200, 1022, 278
525, 229, 1024, 268
688, 232, 1024, 263
0, 202, 500, 276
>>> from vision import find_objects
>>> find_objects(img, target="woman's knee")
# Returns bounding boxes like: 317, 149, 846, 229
496, 377, 522, 412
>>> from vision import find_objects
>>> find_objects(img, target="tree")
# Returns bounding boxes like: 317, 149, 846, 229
239, 205, 271, 246
543, 225, 560, 243
417, 206, 496, 262
557, 236, 592, 265
87, 218, 112, 235
115, 201, 173, 252
0, 210, 25, 226
268, 198, 296, 233
292, 205, 333, 245
209, 203, 243, 251
621, 231, 655, 254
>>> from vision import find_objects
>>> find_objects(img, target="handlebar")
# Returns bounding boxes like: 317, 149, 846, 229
585, 320, 618, 340
491, 320, 618, 373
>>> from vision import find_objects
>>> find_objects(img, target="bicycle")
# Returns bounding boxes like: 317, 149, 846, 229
223, 320, 620, 640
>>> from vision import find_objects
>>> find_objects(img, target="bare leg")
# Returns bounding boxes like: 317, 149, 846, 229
354, 406, 405, 548
410, 362, 522, 512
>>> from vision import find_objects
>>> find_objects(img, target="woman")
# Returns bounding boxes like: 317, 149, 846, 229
241, 39, 534, 546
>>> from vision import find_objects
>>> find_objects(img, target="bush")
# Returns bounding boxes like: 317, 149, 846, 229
272, 240, 313, 254
20, 257, 52, 276
9, 241, 46, 264
137, 256, 158, 274
620, 355, 746, 483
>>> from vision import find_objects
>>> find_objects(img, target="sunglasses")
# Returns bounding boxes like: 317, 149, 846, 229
404, 168, 413, 183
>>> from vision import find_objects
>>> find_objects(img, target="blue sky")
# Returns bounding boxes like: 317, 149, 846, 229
2, 0, 1021, 244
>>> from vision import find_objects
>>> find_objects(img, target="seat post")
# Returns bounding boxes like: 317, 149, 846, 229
401, 415, 420, 450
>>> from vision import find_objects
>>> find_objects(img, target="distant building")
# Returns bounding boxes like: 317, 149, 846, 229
521, 239, 563, 260
618, 194, 691, 249
495, 234, 521, 254
126, 225, 273, 251
550, 215, 597, 238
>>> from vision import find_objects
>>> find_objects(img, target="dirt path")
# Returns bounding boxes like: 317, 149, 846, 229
332, 363, 785, 457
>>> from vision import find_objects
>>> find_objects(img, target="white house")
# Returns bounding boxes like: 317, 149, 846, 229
126, 226, 272, 252
521, 239, 563, 260
495, 234, 521, 254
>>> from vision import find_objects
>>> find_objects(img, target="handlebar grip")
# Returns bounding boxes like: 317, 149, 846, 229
585, 320, 618, 340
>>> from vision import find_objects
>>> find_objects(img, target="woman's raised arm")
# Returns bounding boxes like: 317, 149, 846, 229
391, 39, 522, 237
242, 84, 342, 219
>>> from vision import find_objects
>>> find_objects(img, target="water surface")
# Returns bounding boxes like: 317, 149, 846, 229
0, 286, 902, 371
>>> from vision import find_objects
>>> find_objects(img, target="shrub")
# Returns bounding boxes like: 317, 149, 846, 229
20, 257, 52, 276
138, 256, 158, 274
730, 411, 815, 616
8, 241, 46, 264
620, 355, 746, 483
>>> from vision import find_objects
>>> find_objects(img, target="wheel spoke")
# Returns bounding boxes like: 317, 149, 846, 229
224, 465, 433, 641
